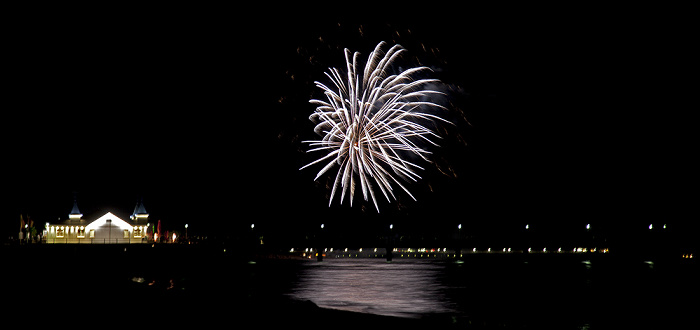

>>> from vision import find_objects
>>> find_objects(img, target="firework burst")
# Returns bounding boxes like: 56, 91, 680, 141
300, 41, 450, 212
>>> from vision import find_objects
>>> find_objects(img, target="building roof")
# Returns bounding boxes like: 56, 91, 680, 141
70, 200, 82, 216
85, 212, 135, 231
53, 209, 138, 227
132, 199, 148, 216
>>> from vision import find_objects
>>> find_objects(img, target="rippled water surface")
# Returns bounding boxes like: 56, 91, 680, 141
7, 246, 697, 328
289, 259, 455, 318
286, 256, 699, 328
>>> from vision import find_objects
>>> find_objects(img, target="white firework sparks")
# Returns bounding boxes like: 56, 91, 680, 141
300, 41, 450, 212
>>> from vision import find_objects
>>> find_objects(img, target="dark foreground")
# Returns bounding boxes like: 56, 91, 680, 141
3, 245, 422, 328
3, 244, 698, 329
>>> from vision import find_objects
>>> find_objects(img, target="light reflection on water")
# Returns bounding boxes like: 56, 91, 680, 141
286, 257, 698, 327
288, 259, 457, 318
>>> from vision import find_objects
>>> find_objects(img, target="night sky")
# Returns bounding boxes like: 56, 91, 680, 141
3, 6, 695, 244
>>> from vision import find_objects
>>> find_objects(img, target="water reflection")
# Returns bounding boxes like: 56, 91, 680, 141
286, 257, 696, 327
289, 259, 456, 318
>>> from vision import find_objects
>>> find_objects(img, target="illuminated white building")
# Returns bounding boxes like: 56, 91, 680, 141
45, 200, 149, 244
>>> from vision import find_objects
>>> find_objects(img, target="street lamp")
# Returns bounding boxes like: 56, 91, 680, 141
586, 224, 591, 230
386, 224, 395, 262
185, 224, 188, 240
317, 224, 325, 262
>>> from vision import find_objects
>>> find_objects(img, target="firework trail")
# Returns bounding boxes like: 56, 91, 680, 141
300, 41, 450, 212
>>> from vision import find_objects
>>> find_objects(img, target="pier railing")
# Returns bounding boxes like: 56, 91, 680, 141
44, 237, 148, 244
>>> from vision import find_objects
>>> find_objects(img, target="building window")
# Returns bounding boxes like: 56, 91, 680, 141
123, 230, 129, 239
89, 229, 95, 238
56, 227, 64, 238
133, 227, 142, 238
77, 227, 85, 238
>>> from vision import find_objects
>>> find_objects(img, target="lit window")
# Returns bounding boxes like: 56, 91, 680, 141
56, 227, 64, 238
77, 227, 85, 238
123, 230, 129, 239
133, 227, 142, 238
89, 229, 95, 238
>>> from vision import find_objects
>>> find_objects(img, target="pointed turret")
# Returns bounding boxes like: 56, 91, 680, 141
131, 199, 149, 222
69, 199, 82, 220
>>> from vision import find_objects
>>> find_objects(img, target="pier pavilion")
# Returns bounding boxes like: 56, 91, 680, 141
45, 200, 150, 244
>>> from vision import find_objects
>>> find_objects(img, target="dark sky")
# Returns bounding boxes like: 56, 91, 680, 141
3, 6, 695, 241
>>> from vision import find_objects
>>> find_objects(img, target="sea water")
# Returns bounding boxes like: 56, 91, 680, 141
286, 256, 698, 328
5, 245, 697, 328
289, 259, 456, 318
